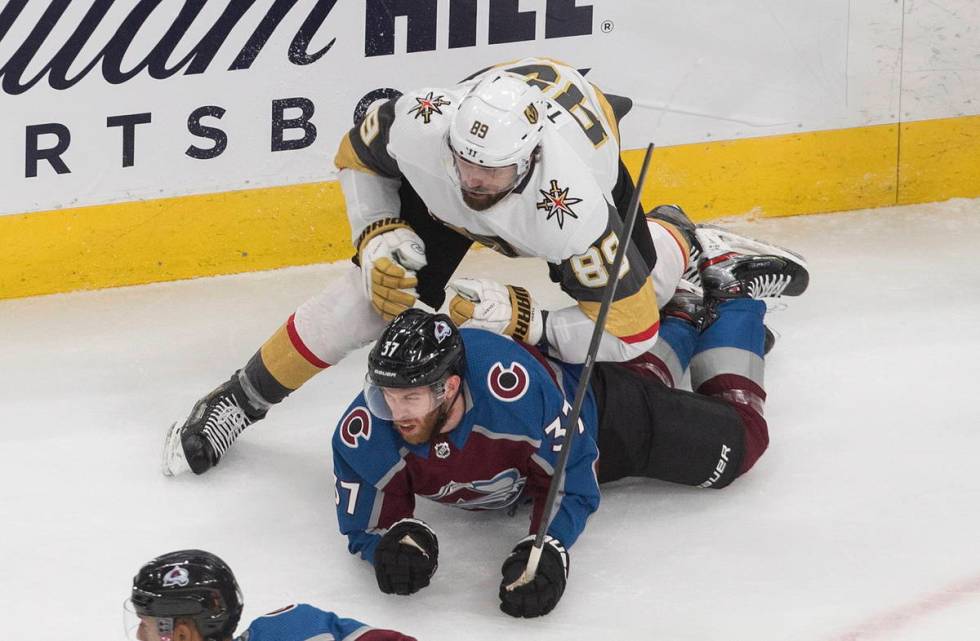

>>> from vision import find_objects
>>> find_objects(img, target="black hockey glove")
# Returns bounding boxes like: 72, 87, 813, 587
498, 535, 569, 618
374, 518, 439, 595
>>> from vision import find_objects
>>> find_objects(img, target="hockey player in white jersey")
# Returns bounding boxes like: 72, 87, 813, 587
162, 57, 808, 477
126, 549, 416, 641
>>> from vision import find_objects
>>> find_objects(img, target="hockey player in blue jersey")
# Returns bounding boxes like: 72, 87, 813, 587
333, 275, 781, 618
126, 549, 416, 641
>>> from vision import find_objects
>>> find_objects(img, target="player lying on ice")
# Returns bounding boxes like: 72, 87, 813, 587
162, 56, 808, 477
125, 549, 417, 641
332, 251, 806, 618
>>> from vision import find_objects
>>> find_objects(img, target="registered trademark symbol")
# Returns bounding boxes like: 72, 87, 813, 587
600, 20, 614, 33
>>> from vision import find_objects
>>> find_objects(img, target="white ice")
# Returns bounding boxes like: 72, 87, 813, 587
2, 198, 979, 641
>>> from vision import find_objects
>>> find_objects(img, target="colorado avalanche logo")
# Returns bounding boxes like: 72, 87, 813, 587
340, 407, 372, 448
423, 468, 526, 510
487, 362, 529, 402
162, 565, 190, 588
433, 320, 452, 343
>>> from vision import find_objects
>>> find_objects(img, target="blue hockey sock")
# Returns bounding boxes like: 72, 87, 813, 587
656, 315, 699, 372
696, 299, 767, 358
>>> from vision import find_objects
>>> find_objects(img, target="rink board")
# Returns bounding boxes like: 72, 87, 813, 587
3, 115, 979, 299
2, 0, 979, 299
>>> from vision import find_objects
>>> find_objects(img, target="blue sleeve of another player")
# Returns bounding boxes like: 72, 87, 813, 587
528, 395, 601, 549
241, 604, 416, 641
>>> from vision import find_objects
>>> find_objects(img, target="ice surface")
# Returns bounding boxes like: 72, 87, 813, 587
2, 199, 979, 641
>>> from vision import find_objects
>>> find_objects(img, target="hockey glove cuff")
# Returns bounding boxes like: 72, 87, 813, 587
448, 278, 543, 344
374, 518, 439, 595
498, 535, 569, 618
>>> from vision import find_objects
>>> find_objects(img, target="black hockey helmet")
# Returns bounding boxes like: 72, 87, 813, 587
130, 549, 243, 641
368, 309, 466, 388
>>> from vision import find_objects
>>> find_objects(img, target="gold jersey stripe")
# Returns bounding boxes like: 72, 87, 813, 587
577, 276, 660, 339
334, 132, 378, 175
648, 218, 691, 266
258, 323, 326, 391
591, 86, 622, 145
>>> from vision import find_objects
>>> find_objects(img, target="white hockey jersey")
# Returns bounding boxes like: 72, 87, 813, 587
334, 58, 662, 362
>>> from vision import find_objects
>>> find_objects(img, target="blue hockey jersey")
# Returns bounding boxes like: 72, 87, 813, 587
332, 329, 601, 563
236, 603, 415, 641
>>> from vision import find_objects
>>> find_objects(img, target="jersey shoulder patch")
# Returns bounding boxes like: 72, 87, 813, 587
388, 86, 465, 161
527, 127, 608, 258
404, 89, 454, 125
338, 406, 372, 449
486, 361, 530, 402
459, 330, 565, 443
332, 395, 405, 484
460, 330, 556, 405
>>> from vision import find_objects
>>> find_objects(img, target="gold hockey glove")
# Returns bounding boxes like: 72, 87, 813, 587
356, 219, 427, 321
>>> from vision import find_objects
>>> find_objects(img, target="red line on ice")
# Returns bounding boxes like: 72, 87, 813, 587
827, 573, 980, 641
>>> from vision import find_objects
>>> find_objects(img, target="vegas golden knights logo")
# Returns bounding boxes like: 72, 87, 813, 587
524, 103, 539, 125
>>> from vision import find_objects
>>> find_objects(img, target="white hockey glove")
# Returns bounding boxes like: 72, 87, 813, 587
449, 278, 543, 344
356, 219, 427, 321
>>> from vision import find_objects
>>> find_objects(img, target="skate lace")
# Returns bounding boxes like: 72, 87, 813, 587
748, 274, 791, 298
683, 246, 703, 286
201, 397, 250, 456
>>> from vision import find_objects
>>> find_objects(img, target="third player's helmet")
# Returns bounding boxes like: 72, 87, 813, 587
130, 549, 243, 641
447, 72, 547, 197
367, 309, 466, 389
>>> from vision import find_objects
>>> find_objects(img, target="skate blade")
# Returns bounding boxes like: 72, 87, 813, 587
161, 421, 191, 477
696, 225, 808, 268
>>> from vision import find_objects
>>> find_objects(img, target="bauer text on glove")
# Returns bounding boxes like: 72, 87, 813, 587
448, 278, 543, 344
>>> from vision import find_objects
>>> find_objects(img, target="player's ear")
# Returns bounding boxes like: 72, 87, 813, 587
445, 374, 462, 396
172, 619, 203, 641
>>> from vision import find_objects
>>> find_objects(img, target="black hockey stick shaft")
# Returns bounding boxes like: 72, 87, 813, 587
511, 142, 656, 587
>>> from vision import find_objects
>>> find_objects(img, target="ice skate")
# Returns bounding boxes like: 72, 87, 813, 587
162, 371, 268, 476
695, 226, 809, 299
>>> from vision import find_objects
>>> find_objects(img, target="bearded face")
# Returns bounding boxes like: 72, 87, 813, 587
380, 376, 462, 445
392, 400, 450, 445
461, 189, 509, 211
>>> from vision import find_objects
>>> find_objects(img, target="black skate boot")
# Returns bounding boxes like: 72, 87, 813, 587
162, 371, 269, 476
695, 226, 809, 299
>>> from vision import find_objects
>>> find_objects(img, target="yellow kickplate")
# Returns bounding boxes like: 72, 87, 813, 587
622, 123, 899, 221
4, 115, 980, 300
898, 114, 980, 205
0, 181, 352, 299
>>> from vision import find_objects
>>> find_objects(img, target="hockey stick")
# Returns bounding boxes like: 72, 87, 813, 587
507, 142, 656, 590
